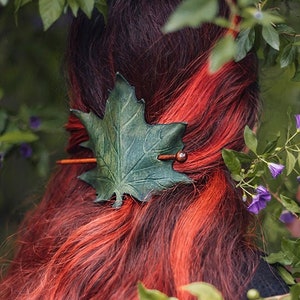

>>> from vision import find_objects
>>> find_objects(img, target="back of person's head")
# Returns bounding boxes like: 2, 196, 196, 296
0, 1, 260, 299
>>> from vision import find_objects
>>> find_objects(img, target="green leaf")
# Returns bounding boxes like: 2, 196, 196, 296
280, 195, 300, 214
67, 0, 79, 16
264, 251, 293, 266
137, 282, 176, 300
277, 266, 295, 285
276, 24, 296, 35
241, 8, 284, 28
209, 35, 237, 73
280, 44, 297, 68
77, 0, 94, 18
182, 282, 224, 300
226, 149, 252, 164
0, 131, 38, 143
73, 74, 192, 208
235, 28, 255, 62
281, 238, 300, 267
286, 151, 296, 176
262, 24, 280, 51
291, 283, 300, 300
39, 0, 65, 30
263, 44, 279, 67
14, 0, 31, 12
244, 126, 257, 154
222, 149, 242, 176
95, 0, 107, 22
163, 0, 218, 33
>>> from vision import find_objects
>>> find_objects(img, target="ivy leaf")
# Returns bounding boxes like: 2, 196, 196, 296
209, 35, 237, 73
235, 28, 255, 62
262, 24, 280, 51
163, 0, 218, 33
73, 74, 192, 208
39, 0, 65, 30
182, 282, 224, 300
244, 125, 257, 154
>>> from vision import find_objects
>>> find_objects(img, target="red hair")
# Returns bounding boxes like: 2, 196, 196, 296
0, 1, 260, 299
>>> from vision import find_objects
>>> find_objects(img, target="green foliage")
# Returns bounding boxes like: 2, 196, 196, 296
209, 35, 236, 72
0, 1, 67, 260
247, 288, 291, 299
138, 282, 177, 300
39, 0, 65, 30
244, 125, 258, 154
280, 195, 300, 214
73, 75, 192, 208
162, 0, 218, 33
222, 116, 300, 291
1, 0, 107, 30
164, 0, 300, 78
182, 282, 224, 300
235, 28, 255, 61
138, 282, 224, 300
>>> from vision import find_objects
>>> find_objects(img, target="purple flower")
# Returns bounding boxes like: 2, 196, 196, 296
248, 185, 271, 214
279, 210, 295, 224
20, 143, 32, 158
268, 163, 285, 178
297, 176, 300, 183
295, 115, 300, 131
248, 199, 268, 214
29, 116, 41, 130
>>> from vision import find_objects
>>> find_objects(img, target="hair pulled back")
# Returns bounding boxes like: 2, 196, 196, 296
0, 1, 260, 299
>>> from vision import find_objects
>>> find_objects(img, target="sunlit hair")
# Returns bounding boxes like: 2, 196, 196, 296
0, 1, 260, 299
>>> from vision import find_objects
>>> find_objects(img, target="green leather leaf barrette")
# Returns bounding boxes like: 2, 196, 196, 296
67, 74, 192, 207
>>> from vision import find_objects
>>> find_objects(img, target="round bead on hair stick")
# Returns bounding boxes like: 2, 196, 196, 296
157, 151, 188, 163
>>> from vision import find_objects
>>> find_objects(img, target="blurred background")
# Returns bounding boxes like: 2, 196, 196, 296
0, 2, 68, 260
0, 0, 300, 267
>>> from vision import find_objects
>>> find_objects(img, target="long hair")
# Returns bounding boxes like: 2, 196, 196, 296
0, 1, 260, 299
